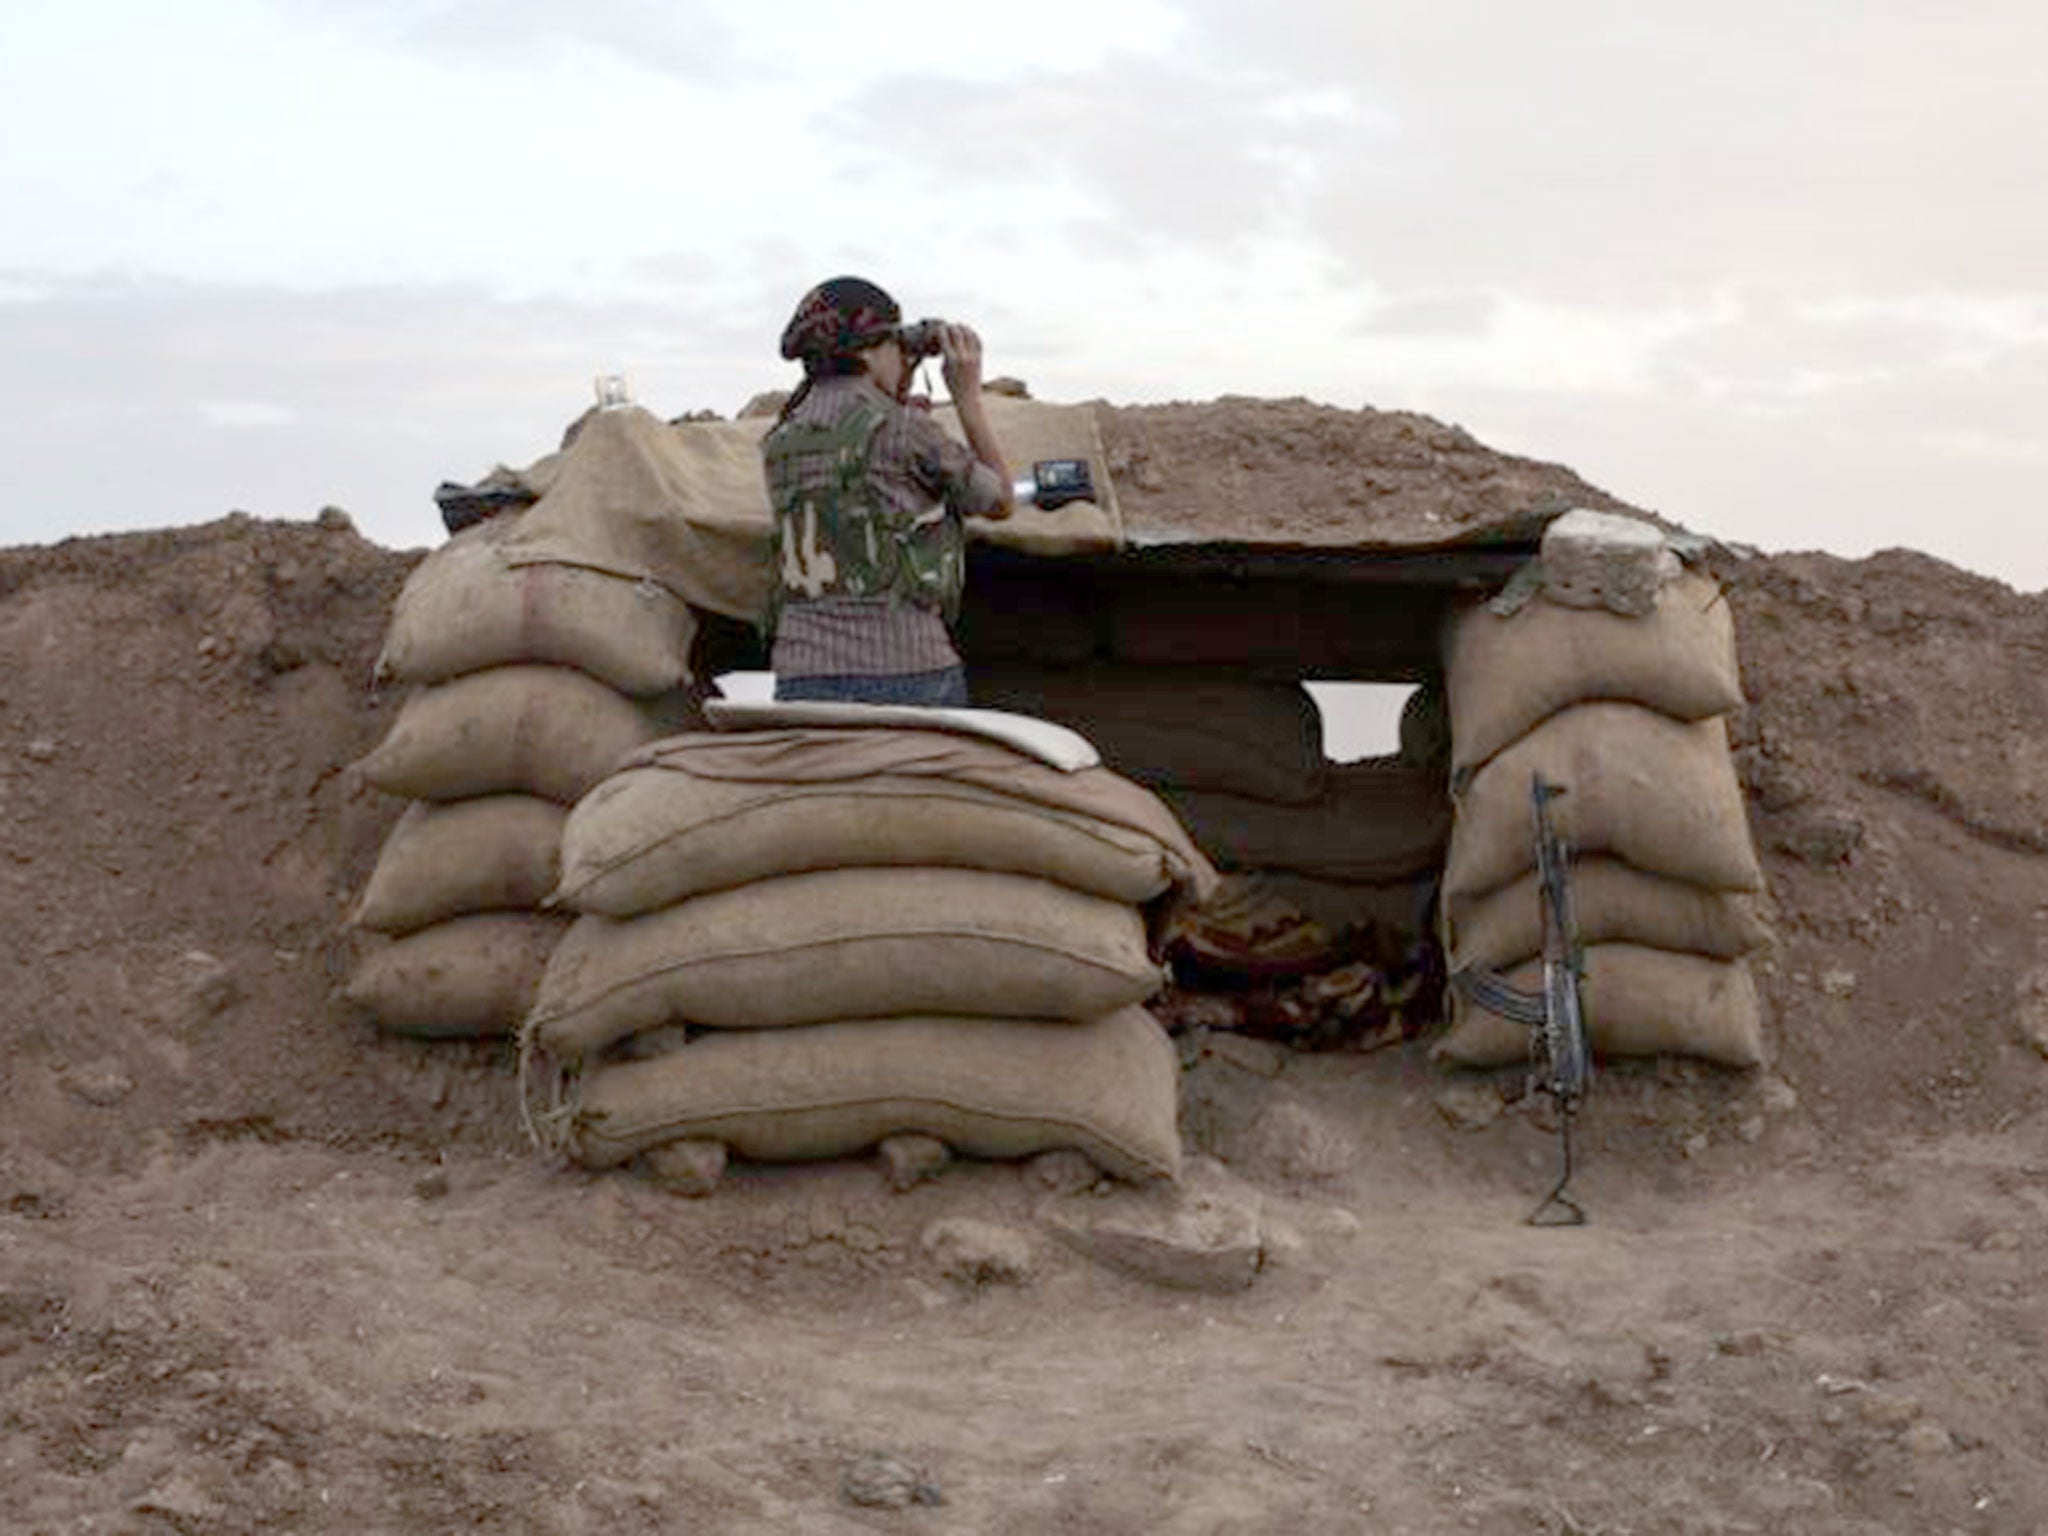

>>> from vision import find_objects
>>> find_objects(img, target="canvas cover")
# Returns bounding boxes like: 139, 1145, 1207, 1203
703, 698, 1100, 771
484, 400, 1122, 623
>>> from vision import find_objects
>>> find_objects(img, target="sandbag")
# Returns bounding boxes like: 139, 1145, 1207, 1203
1160, 760, 1450, 882
1435, 943, 1763, 1068
356, 665, 703, 804
376, 515, 697, 697
970, 663, 1326, 804
527, 867, 1163, 1059
352, 795, 566, 935
1444, 857, 1770, 973
1444, 704, 1761, 901
557, 771, 1180, 916
1444, 570, 1743, 776
560, 1007, 1182, 1182
345, 912, 569, 1038
551, 724, 1218, 917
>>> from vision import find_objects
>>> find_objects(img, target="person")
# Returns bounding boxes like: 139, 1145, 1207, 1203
760, 276, 1014, 706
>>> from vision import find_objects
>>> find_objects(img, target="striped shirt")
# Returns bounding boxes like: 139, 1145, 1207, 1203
767, 375, 1005, 680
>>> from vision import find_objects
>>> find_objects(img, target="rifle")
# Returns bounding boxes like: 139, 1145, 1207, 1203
1451, 771, 1593, 1225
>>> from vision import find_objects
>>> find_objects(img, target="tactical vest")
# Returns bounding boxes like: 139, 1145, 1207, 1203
761, 398, 966, 635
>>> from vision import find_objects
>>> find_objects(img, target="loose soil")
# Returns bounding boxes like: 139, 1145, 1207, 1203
3, 399, 2045, 1534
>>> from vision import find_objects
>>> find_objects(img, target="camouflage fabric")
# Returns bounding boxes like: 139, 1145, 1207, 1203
778, 277, 900, 364
762, 395, 966, 634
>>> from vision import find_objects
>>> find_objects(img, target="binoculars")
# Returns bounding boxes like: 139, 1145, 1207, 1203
895, 318, 947, 358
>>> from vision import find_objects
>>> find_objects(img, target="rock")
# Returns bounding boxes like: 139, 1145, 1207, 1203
1202, 1033, 1288, 1078
877, 1133, 950, 1192
61, 1061, 135, 1107
921, 1218, 1034, 1286
133, 1474, 221, 1521
1432, 1078, 1505, 1131
177, 950, 240, 1018
984, 376, 1031, 399
1051, 1191, 1264, 1292
2015, 968, 2048, 1058
1902, 1420, 1955, 1456
1713, 1329, 1774, 1357
315, 506, 355, 533
1819, 969, 1857, 999
640, 1138, 726, 1197
1859, 1390, 1920, 1428
23, 738, 57, 763
1242, 1100, 1353, 1180
840, 1451, 942, 1509
413, 1166, 451, 1201
1025, 1148, 1103, 1195
1758, 1077, 1800, 1114
1771, 808, 1863, 867
1538, 509, 1680, 616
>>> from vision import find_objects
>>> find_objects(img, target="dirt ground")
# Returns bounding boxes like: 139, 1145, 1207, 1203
3, 400, 2046, 1534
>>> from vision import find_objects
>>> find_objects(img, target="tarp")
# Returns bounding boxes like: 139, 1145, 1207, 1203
484, 400, 1122, 623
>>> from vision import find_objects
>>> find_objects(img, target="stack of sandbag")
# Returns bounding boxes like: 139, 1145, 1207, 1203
521, 714, 1218, 1184
1434, 525, 1769, 1070
972, 662, 1450, 937
344, 512, 706, 1037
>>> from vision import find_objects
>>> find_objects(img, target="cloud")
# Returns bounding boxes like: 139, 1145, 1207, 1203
833, 53, 1391, 255
0, 272, 776, 552
289, 0, 738, 78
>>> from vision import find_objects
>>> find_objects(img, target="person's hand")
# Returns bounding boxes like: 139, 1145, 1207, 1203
939, 323, 984, 400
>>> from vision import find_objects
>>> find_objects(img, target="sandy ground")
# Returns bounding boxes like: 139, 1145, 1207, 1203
3, 399, 2046, 1533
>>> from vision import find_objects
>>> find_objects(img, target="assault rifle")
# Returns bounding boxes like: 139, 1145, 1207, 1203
1451, 772, 1593, 1225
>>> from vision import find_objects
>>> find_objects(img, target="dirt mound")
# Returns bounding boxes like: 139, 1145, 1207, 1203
4, 403, 2046, 1533
0, 512, 519, 1176
1096, 395, 1646, 545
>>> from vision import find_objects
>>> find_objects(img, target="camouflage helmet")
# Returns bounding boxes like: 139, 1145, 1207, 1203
778, 276, 902, 365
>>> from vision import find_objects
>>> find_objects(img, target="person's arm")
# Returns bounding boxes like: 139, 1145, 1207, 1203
939, 323, 1016, 520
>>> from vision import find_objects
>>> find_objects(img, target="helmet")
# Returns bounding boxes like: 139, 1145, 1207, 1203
778, 276, 902, 365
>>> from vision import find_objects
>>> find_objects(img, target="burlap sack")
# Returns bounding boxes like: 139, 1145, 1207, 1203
970, 663, 1326, 804
356, 665, 703, 804
527, 867, 1163, 1059
352, 795, 566, 935
1444, 857, 1770, 973
556, 771, 1179, 916
345, 912, 569, 1038
551, 725, 1218, 917
375, 515, 697, 697
1435, 943, 1763, 1068
1160, 761, 1450, 881
1444, 570, 1743, 776
561, 1006, 1181, 1182
1443, 704, 1761, 902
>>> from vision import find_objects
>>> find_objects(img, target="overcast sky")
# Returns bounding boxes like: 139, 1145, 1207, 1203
2, 0, 2043, 590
